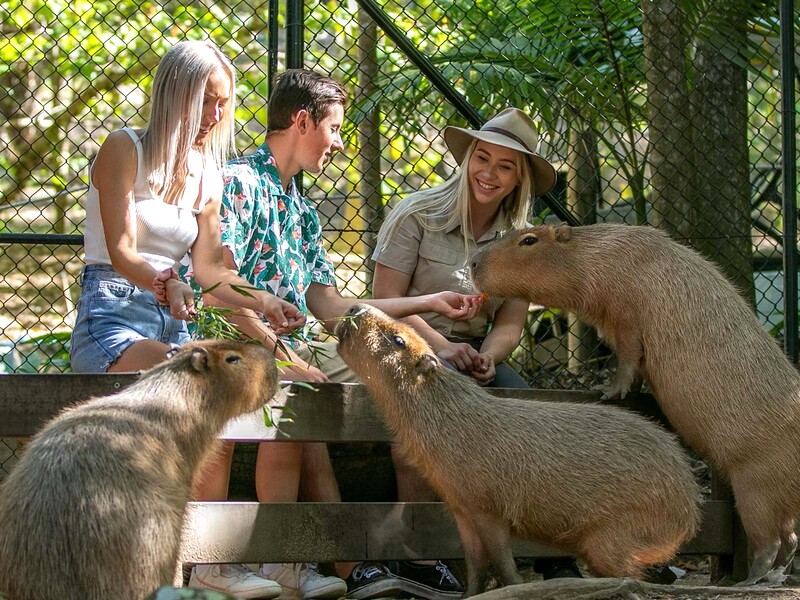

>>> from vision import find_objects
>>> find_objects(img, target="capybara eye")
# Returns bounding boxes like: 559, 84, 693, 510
226, 355, 242, 363
520, 236, 538, 246
392, 335, 406, 348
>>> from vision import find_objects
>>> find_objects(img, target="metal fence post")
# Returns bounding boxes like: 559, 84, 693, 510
780, 0, 798, 364
267, 0, 279, 98
286, 0, 304, 195
286, 0, 304, 70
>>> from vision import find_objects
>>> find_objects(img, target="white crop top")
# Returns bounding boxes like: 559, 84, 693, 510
83, 128, 207, 272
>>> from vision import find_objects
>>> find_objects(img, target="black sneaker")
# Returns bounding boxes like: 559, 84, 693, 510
345, 562, 403, 599
535, 557, 583, 580
387, 561, 464, 600
643, 564, 678, 585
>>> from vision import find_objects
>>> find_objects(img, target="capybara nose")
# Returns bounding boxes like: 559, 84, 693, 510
346, 304, 371, 318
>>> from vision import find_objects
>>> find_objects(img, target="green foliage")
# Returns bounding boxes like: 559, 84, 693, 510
2, 0, 795, 382
191, 304, 243, 341
189, 290, 313, 431
263, 402, 295, 431
769, 309, 800, 338
144, 584, 241, 599
3, 0, 791, 219
0, 331, 71, 373
0, 0, 265, 207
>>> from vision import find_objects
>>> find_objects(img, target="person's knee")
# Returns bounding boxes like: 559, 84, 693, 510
492, 362, 529, 388
302, 441, 333, 465
256, 441, 303, 468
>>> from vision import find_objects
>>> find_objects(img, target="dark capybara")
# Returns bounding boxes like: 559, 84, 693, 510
335, 304, 700, 597
470, 223, 800, 586
0, 340, 279, 600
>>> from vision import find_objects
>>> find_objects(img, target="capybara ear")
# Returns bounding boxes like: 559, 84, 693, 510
555, 225, 573, 242
415, 353, 438, 375
190, 346, 211, 373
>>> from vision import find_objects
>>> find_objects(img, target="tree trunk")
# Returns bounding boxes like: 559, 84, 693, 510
690, 2, 755, 303
566, 123, 599, 374
0, 60, 41, 206
642, 0, 697, 239
643, 0, 754, 302
356, 8, 382, 291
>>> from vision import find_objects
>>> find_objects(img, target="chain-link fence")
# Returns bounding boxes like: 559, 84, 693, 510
1, 0, 798, 398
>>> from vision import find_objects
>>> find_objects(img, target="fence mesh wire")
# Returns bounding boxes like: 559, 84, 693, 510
1, 1, 797, 398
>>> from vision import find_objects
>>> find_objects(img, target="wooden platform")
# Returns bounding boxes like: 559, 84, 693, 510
0, 375, 745, 578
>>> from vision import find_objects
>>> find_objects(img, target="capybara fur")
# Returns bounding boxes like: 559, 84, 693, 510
470, 223, 800, 585
336, 304, 701, 596
0, 340, 279, 600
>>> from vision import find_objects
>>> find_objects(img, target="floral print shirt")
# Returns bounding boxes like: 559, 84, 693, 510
213, 143, 336, 342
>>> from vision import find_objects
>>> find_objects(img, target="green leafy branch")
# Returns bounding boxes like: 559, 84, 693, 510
190, 285, 365, 431
189, 291, 303, 431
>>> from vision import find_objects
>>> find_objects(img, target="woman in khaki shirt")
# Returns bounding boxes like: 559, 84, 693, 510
372, 107, 585, 582
372, 107, 557, 387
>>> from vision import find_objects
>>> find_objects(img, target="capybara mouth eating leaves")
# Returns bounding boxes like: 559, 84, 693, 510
470, 223, 800, 586
0, 340, 280, 600
336, 304, 700, 596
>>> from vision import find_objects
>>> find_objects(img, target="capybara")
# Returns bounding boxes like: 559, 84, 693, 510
470, 223, 800, 586
0, 340, 279, 600
335, 304, 700, 596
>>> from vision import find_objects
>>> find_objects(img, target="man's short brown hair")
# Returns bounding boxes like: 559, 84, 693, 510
267, 69, 347, 132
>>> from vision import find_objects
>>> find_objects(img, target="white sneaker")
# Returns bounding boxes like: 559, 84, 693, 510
261, 563, 347, 600
299, 563, 347, 599
261, 563, 301, 600
189, 563, 283, 599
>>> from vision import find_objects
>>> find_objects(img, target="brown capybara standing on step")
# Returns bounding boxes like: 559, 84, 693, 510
0, 340, 280, 600
335, 304, 700, 597
470, 223, 800, 586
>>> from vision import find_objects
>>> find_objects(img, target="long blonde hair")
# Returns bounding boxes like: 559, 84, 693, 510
377, 140, 534, 257
142, 40, 237, 204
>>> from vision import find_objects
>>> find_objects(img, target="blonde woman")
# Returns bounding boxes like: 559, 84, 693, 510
373, 108, 584, 584
71, 40, 304, 376
373, 107, 554, 387
70, 40, 304, 599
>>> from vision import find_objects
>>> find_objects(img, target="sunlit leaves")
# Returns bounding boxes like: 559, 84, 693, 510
1, 0, 252, 210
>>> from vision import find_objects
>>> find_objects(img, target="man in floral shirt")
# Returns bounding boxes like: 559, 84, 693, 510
219, 143, 339, 350
189, 70, 476, 600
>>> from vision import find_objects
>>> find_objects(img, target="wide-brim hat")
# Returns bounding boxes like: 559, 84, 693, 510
443, 107, 557, 197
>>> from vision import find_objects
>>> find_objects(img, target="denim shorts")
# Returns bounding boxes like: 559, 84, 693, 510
69, 263, 190, 373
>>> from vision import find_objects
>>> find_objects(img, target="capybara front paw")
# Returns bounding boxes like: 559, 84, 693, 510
734, 569, 786, 588
593, 382, 630, 400
765, 567, 788, 586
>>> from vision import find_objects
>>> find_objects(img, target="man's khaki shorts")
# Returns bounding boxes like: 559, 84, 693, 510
294, 340, 359, 383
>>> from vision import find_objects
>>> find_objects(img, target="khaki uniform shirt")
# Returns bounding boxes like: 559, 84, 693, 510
372, 211, 509, 339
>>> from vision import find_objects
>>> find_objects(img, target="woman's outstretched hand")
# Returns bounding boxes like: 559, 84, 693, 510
427, 291, 485, 321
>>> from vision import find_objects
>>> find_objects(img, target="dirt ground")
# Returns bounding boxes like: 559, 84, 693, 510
475, 579, 800, 600
475, 559, 800, 600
